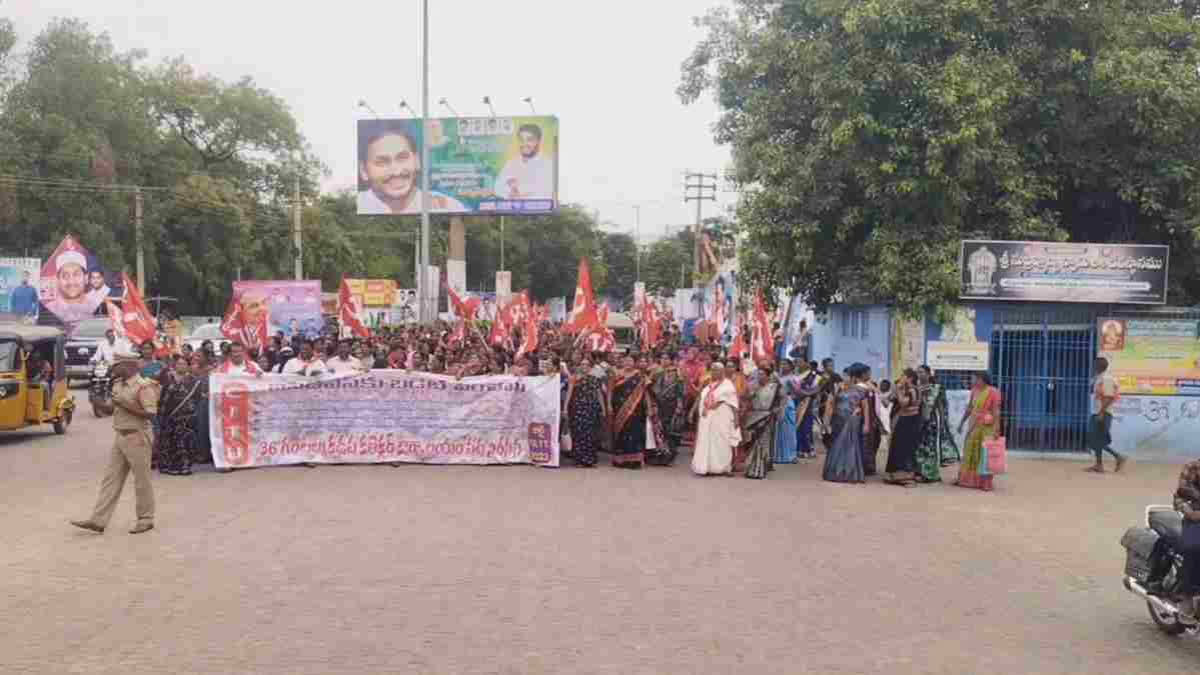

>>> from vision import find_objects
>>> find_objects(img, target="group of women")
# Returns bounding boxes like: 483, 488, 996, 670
822, 364, 1001, 491
150, 352, 213, 476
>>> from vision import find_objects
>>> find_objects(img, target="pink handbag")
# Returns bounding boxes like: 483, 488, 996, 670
983, 436, 1007, 475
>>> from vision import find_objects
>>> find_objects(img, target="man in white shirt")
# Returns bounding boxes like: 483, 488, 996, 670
326, 340, 365, 375
356, 119, 468, 215
493, 123, 554, 201
1087, 356, 1125, 473
216, 342, 263, 376
281, 341, 326, 376
90, 329, 135, 364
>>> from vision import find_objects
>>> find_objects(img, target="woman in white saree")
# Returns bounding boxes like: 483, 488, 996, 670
691, 362, 742, 476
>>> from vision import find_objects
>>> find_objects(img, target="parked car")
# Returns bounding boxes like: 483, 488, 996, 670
64, 318, 116, 385
184, 323, 230, 354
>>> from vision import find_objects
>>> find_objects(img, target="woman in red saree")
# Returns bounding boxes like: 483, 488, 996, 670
956, 372, 1002, 491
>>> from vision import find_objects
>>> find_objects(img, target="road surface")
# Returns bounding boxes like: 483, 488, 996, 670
2, 408, 1198, 674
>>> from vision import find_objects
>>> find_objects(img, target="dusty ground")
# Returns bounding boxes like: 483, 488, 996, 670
2, 410, 1199, 674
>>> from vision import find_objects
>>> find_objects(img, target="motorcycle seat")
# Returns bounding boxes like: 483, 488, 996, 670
1149, 510, 1183, 544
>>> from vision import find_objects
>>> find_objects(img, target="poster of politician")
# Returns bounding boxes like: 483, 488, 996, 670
38, 235, 119, 332
356, 116, 559, 216
0, 258, 41, 322
231, 281, 323, 339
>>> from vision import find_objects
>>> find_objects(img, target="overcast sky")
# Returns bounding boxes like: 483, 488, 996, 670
9, 0, 735, 241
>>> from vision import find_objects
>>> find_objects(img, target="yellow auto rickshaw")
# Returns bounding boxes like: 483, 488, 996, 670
0, 324, 76, 434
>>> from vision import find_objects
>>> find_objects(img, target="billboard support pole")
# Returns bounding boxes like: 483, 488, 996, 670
134, 188, 145, 293
293, 175, 303, 281
500, 216, 505, 272
419, 0, 432, 323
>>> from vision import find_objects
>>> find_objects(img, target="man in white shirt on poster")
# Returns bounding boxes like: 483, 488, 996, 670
356, 120, 467, 215
494, 123, 554, 201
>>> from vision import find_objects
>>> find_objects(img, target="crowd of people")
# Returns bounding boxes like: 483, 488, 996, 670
96, 318, 1006, 490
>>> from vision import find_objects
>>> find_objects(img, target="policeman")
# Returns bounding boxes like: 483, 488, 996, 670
71, 357, 161, 534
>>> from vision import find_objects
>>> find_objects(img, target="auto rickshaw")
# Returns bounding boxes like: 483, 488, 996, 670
0, 324, 76, 434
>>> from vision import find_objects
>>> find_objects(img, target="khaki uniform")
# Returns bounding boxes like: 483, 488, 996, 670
88, 375, 160, 528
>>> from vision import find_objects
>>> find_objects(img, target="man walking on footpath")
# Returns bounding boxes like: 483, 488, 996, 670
71, 358, 161, 534
1087, 356, 1126, 474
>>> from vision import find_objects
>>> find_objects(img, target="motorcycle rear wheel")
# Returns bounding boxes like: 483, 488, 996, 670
1148, 599, 1190, 636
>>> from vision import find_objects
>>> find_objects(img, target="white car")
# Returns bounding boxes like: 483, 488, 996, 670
184, 323, 231, 353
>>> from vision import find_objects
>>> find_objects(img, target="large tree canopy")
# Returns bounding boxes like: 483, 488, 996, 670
680, 0, 1200, 315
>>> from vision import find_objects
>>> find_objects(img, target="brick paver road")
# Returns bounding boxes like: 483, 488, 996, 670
2, 411, 1199, 674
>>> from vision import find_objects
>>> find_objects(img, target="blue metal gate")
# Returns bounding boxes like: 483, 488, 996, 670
990, 306, 1097, 452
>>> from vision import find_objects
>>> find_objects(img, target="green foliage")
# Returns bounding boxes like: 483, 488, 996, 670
681, 0, 1200, 314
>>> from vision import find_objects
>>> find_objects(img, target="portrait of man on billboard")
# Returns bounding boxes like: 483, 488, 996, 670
86, 269, 112, 305
356, 119, 467, 215
42, 241, 102, 328
494, 123, 554, 201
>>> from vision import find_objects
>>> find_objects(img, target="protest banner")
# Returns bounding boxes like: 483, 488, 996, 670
208, 371, 561, 468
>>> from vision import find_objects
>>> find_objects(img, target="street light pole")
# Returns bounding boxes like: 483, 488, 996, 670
419, 0, 432, 322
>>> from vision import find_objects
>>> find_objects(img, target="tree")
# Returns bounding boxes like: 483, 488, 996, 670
680, 0, 1200, 316
598, 231, 638, 306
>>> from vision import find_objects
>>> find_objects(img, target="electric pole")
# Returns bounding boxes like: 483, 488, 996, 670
293, 175, 303, 280
684, 172, 717, 286
134, 188, 145, 293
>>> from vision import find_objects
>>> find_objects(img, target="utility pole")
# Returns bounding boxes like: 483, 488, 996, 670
634, 205, 641, 282
134, 188, 145, 293
419, 0, 432, 322
684, 172, 717, 286
293, 175, 303, 280
500, 215, 505, 271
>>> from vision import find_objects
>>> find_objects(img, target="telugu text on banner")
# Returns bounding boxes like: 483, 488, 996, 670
208, 371, 561, 468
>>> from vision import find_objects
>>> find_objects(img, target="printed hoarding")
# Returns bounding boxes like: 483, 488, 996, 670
208, 371, 561, 468
38, 235, 121, 332
1097, 317, 1200, 396
356, 116, 559, 216
0, 258, 41, 322
231, 281, 323, 339
926, 341, 990, 371
344, 279, 397, 307
960, 240, 1168, 304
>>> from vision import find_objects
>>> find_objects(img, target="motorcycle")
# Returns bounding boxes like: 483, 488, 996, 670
1121, 505, 1199, 637
89, 360, 114, 418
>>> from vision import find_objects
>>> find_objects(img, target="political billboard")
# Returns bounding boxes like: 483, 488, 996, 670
960, 240, 1168, 304
356, 116, 559, 216
37, 235, 121, 333
0, 258, 41, 322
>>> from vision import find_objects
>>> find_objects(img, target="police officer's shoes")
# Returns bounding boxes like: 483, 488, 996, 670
128, 522, 154, 535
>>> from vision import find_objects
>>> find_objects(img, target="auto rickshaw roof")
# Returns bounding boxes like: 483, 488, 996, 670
0, 324, 65, 344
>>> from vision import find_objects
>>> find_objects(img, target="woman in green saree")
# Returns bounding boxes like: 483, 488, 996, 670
955, 371, 1001, 491
914, 366, 960, 482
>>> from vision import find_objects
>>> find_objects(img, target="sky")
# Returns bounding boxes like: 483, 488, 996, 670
7, 0, 736, 243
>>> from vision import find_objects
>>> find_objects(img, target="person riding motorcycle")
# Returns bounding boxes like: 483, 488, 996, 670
90, 329, 135, 365
1175, 458, 1200, 622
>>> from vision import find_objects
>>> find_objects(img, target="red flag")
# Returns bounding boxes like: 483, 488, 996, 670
488, 301, 514, 347
751, 290, 774, 363
448, 286, 481, 320
111, 273, 156, 346
339, 279, 371, 338
729, 324, 748, 362
640, 300, 663, 351
220, 294, 269, 352
565, 258, 598, 334
104, 299, 126, 340
515, 305, 539, 360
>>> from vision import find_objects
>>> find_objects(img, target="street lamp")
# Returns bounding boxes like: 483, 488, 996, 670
482, 96, 496, 118
356, 100, 380, 118
522, 97, 536, 114
438, 98, 460, 117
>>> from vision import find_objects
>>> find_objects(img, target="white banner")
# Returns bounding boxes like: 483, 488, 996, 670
209, 371, 561, 468
927, 341, 989, 371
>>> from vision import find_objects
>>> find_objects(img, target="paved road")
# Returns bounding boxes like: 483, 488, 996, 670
2, 408, 1199, 674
